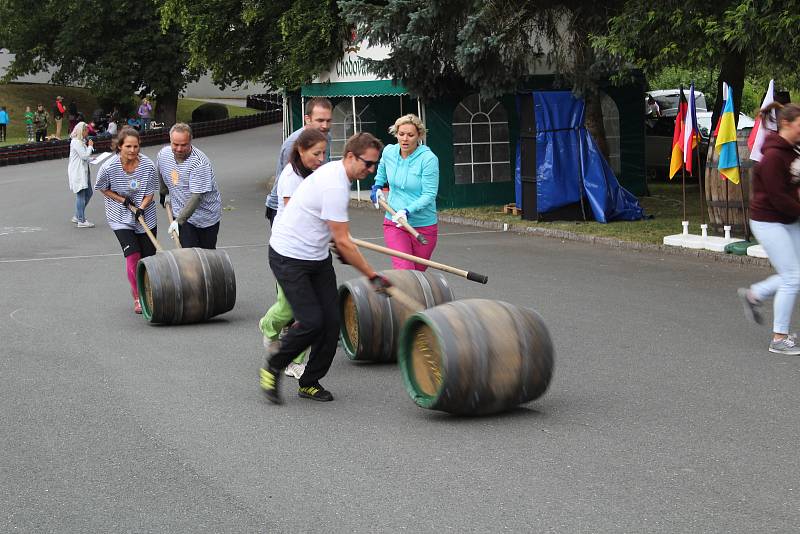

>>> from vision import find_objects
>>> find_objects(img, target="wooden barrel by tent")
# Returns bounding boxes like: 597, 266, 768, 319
136, 248, 236, 324
398, 299, 554, 416
704, 130, 753, 235
338, 269, 455, 362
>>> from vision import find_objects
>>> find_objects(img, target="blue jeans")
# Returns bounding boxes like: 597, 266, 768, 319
75, 186, 93, 223
749, 219, 800, 334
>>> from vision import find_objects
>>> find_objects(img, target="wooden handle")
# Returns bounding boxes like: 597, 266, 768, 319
127, 204, 163, 252
351, 237, 488, 284
378, 198, 428, 245
164, 202, 183, 248
384, 285, 425, 312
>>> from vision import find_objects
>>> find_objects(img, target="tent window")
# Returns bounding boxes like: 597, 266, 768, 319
601, 92, 621, 176
330, 99, 377, 160
452, 94, 511, 184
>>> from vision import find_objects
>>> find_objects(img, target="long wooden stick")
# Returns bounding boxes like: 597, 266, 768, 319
127, 204, 163, 252
164, 202, 183, 248
378, 198, 428, 245
351, 237, 488, 284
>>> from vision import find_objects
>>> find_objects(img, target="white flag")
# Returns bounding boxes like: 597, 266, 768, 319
748, 80, 775, 162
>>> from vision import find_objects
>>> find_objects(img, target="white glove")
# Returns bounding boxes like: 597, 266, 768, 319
168, 220, 180, 237
372, 187, 385, 209
391, 209, 408, 227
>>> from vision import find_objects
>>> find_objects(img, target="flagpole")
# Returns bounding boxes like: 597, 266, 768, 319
695, 138, 705, 226
734, 132, 750, 241
681, 167, 686, 222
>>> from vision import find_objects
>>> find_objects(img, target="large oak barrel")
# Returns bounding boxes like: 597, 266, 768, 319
398, 299, 554, 415
704, 131, 753, 235
338, 269, 455, 362
136, 248, 236, 324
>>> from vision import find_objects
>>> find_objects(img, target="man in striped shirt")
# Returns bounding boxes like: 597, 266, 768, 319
157, 123, 222, 249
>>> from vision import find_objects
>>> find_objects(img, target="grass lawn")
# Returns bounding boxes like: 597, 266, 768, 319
441, 182, 711, 245
0, 83, 99, 145
0, 84, 260, 146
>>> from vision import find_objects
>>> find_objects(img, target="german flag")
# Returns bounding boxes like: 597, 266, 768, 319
669, 89, 688, 179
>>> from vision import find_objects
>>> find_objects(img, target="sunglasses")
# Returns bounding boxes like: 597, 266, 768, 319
356, 155, 379, 169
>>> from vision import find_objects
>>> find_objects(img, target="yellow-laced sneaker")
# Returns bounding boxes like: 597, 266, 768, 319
298, 384, 333, 402
259, 367, 283, 404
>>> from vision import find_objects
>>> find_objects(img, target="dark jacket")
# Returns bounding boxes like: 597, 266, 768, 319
750, 133, 800, 224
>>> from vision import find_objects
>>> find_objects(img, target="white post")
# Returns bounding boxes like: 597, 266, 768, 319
724, 225, 732, 240
700, 224, 708, 238
682, 220, 690, 235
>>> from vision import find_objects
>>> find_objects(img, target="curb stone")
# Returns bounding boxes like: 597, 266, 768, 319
349, 199, 771, 270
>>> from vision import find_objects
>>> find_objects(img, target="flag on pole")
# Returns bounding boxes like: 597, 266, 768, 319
683, 82, 699, 174
669, 89, 688, 179
716, 90, 740, 184
748, 79, 775, 161
712, 82, 729, 137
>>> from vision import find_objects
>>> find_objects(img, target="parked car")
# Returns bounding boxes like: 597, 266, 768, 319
646, 89, 708, 117
696, 111, 755, 138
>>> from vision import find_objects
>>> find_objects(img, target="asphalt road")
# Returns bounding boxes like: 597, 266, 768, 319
1, 125, 798, 533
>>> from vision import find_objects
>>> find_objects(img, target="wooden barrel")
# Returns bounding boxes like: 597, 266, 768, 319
397, 299, 554, 415
338, 269, 455, 362
136, 248, 236, 324
704, 131, 753, 235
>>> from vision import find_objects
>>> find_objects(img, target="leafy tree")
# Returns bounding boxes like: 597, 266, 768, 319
595, 0, 800, 126
0, 0, 199, 125
338, 0, 626, 158
160, 0, 347, 91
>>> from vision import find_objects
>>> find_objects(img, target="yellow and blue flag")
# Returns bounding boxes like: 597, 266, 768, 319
715, 90, 740, 184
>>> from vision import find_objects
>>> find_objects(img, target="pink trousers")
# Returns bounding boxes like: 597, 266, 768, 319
382, 219, 438, 271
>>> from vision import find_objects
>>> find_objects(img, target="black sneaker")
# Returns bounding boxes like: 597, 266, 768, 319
298, 383, 334, 402
259, 366, 283, 404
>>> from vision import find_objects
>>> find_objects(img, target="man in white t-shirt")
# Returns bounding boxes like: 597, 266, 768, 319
260, 132, 392, 404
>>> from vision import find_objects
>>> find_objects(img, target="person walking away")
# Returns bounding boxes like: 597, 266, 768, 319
68, 121, 95, 227
156, 123, 222, 249
259, 132, 392, 404
137, 97, 152, 131
738, 102, 800, 355
0, 106, 8, 142
370, 114, 440, 270
53, 96, 66, 138
264, 97, 332, 226
95, 127, 159, 314
259, 128, 328, 380
24, 106, 34, 142
33, 104, 49, 142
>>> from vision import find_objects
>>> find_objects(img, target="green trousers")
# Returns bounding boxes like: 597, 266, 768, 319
259, 282, 307, 365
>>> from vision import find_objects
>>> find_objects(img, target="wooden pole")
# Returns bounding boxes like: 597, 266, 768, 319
164, 202, 183, 248
378, 198, 428, 244
127, 204, 163, 252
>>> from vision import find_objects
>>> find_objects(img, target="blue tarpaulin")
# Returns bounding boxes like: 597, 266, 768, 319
515, 91, 645, 223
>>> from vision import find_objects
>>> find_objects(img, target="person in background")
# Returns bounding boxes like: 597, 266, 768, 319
33, 103, 49, 142
370, 114, 440, 270
24, 106, 35, 142
0, 106, 8, 142
95, 127, 159, 314
646, 96, 661, 118
68, 99, 78, 132
137, 97, 152, 131
106, 117, 118, 137
68, 121, 95, 228
259, 128, 328, 381
738, 102, 800, 355
264, 97, 332, 226
156, 123, 222, 249
53, 96, 66, 138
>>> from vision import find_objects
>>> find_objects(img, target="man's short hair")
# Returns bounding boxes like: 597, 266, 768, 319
343, 132, 383, 158
304, 97, 333, 116
170, 122, 193, 140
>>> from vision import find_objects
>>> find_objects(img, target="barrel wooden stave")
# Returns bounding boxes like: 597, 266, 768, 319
398, 299, 554, 415
704, 131, 752, 234
136, 247, 236, 324
338, 269, 455, 362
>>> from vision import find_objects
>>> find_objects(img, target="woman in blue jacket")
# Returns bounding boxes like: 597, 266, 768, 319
370, 114, 439, 270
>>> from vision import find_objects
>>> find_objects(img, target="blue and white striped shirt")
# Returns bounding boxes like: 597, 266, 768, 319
156, 146, 221, 228
95, 154, 158, 232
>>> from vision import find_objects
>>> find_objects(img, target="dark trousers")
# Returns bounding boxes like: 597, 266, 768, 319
179, 221, 219, 249
35, 129, 46, 142
0, 124, 6, 141
267, 246, 339, 388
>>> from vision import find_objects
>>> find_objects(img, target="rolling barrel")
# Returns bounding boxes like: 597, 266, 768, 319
136, 248, 236, 324
398, 299, 554, 415
338, 269, 455, 362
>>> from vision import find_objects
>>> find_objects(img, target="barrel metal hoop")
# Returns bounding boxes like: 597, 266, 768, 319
196, 248, 213, 318
410, 270, 436, 309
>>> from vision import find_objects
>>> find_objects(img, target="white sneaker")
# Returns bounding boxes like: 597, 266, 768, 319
71, 216, 79, 223
284, 362, 306, 379
76, 220, 95, 228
